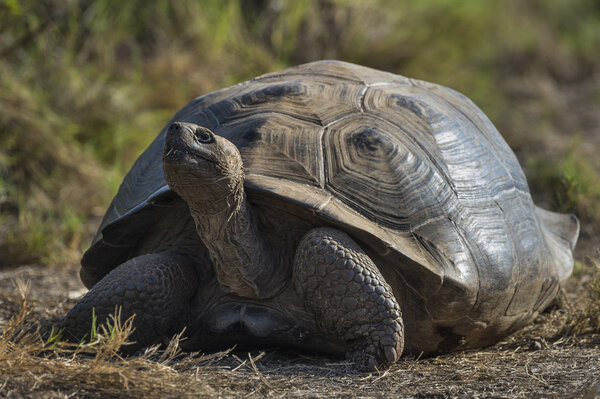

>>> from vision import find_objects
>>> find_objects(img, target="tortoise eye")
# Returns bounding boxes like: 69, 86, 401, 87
195, 129, 213, 144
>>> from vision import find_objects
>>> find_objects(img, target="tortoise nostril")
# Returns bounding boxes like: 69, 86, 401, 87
169, 123, 181, 133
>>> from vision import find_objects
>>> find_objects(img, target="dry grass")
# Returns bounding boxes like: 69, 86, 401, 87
561, 254, 600, 337
0, 275, 229, 398
1, 257, 599, 399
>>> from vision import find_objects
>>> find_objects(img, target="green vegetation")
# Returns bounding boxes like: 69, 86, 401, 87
1, 0, 599, 266
528, 137, 600, 231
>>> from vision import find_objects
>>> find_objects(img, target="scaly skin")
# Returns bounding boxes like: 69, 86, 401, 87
293, 227, 404, 370
61, 251, 198, 350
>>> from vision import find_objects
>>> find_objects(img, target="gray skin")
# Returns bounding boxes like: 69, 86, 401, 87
62, 122, 404, 369
60, 61, 578, 371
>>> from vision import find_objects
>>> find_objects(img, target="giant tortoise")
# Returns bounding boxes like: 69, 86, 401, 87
62, 60, 579, 369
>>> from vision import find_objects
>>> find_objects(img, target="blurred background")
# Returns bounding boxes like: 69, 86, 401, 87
1, 0, 599, 268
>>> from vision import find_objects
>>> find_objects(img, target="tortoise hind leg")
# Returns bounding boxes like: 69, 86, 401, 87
60, 251, 199, 351
293, 227, 404, 370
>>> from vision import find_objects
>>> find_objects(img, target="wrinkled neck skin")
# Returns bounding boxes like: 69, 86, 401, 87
182, 173, 281, 300
162, 123, 284, 300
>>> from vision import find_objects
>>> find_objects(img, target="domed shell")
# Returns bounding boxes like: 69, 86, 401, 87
82, 61, 578, 339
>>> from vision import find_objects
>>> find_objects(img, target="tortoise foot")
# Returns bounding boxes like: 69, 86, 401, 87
345, 321, 403, 371
61, 251, 198, 351
293, 227, 404, 370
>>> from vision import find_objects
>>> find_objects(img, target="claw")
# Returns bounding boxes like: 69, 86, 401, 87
347, 336, 397, 371
383, 345, 398, 363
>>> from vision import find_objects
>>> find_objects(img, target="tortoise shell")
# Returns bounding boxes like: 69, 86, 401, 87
82, 60, 578, 353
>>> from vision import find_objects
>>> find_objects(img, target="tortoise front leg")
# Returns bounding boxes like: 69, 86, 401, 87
293, 227, 404, 370
60, 251, 199, 351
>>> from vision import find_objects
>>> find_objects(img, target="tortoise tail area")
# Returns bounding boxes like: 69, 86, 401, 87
535, 206, 580, 282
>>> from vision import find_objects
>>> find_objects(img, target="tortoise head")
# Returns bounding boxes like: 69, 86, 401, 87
163, 122, 244, 214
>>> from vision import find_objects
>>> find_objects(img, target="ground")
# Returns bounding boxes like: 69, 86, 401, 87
1, 253, 598, 399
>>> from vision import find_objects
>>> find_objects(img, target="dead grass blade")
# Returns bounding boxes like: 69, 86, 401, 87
248, 351, 277, 394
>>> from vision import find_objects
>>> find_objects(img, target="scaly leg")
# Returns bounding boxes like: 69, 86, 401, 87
293, 227, 404, 370
61, 251, 199, 351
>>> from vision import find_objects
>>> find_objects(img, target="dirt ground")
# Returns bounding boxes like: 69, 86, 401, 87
1, 249, 599, 399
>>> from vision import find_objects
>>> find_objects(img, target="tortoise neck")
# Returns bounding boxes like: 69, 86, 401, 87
190, 191, 280, 299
